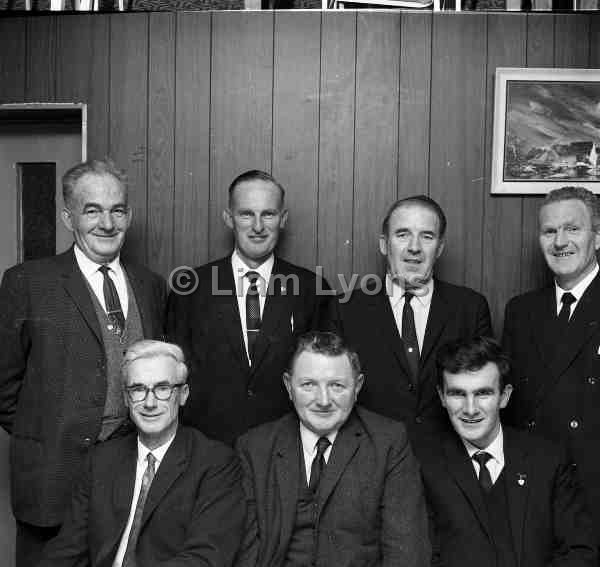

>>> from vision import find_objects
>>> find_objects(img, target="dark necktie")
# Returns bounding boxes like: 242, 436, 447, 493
122, 452, 156, 567
472, 451, 493, 493
402, 292, 420, 383
557, 291, 576, 327
308, 436, 331, 493
246, 271, 261, 363
98, 265, 125, 337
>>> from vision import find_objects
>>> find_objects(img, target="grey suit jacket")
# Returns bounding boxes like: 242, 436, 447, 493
235, 407, 430, 567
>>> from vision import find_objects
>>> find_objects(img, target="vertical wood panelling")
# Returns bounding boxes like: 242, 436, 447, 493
353, 13, 400, 279
55, 15, 110, 161
26, 16, 56, 101
317, 12, 356, 290
0, 18, 26, 103
209, 12, 274, 261
109, 14, 149, 264
173, 12, 211, 270
272, 12, 321, 272
148, 13, 175, 277
555, 14, 590, 66
482, 14, 526, 337
520, 14, 555, 294
430, 14, 487, 290
398, 13, 431, 198
592, 16, 600, 67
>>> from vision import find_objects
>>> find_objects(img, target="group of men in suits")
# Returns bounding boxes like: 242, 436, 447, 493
1, 153, 600, 566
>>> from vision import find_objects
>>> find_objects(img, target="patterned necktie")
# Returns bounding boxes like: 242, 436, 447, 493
557, 291, 576, 327
122, 452, 156, 567
246, 271, 261, 363
402, 292, 419, 383
308, 436, 331, 493
98, 265, 125, 337
472, 451, 493, 493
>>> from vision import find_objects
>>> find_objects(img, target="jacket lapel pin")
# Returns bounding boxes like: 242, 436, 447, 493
517, 473, 527, 487
290, 313, 294, 332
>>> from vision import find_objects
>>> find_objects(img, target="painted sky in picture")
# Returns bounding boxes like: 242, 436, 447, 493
505, 81, 600, 181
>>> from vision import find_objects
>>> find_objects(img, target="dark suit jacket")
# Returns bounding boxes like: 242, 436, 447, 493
0, 248, 166, 526
167, 255, 331, 445
38, 426, 245, 567
334, 279, 491, 447
417, 426, 597, 567
235, 407, 430, 567
503, 274, 600, 543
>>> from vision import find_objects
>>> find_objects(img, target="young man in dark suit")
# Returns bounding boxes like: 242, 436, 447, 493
0, 159, 166, 567
418, 336, 596, 567
503, 186, 600, 550
38, 340, 245, 567
168, 170, 331, 445
235, 331, 430, 567
334, 196, 491, 449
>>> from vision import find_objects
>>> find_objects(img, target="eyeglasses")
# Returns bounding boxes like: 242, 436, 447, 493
125, 383, 186, 403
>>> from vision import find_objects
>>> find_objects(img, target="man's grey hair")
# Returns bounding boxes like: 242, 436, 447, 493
542, 186, 600, 231
121, 340, 188, 386
62, 158, 128, 209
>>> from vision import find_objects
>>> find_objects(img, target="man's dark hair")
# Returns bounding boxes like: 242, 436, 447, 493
381, 195, 447, 239
542, 186, 600, 231
287, 331, 362, 377
62, 158, 127, 209
436, 336, 510, 390
227, 169, 286, 208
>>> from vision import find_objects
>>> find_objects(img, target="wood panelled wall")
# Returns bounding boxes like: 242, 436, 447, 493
1, 12, 599, 335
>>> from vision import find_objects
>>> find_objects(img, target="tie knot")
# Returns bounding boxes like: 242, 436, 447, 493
146, 452, 156, 470
315, 436, 331, 456
472, 451, 492, 467
561, 292, 576, 307
404, 292, 414, 303
246, 271, 260, 284
98, 265, 111, 276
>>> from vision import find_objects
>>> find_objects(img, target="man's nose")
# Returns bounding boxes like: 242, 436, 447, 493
144, 389, 158, 408
315, 386, 330, 407
251, 215, 264, 232
407, 234, 421, 253
554, 228, 568, 248
464, 396, 477, 415
98, 210, 114, 231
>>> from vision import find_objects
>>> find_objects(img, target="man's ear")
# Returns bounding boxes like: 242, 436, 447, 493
499, 383, 513, 409
437, 385, 446, 408
61, 208, 75, 232
378, 234, 388, 257
223, 208, 234, 230
279, 208, 289, 229
436, 238, 446, 259
283, 372, 292, 400
354, 373, 365, 400
178, 383, 190, 407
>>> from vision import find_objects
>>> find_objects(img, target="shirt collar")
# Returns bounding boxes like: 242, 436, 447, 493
137, 429, 177, 468
231, 249, 274, 284
462, 424, 504, 465
299, 421, 338, 454
385, 273, 434, 308
555, 263, 599, 305
74, 244, 123, 279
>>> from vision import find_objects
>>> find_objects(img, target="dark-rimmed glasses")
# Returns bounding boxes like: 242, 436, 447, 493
125, 382, 186, 403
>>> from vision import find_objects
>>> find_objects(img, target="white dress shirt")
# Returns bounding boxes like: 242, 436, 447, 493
231, 249, 274, 362
554, 263, 598, 319
299, 422, 337, 486
112, 433, 176, 567
386, 274, 434, 353
74, 245, 129, 318
463, 426, 505, 485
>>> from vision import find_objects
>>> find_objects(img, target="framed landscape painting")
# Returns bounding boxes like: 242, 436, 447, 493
491, 67, 600, 194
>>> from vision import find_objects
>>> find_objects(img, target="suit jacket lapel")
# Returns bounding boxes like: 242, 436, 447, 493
531, 286, 563, 378
122, 261, 154, 338
443, 435, 491, 539
503, 428, 529, 567
140, 428, 189, 530
271, 416, 301, 565
419, 282, 450, 371
251, 259, 292, 376
317, 412, 362, 516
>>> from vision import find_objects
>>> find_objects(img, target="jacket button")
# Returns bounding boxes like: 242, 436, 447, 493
407, 383, 414, 392
415, 416, 423, 424
588, 377, 597, 385
570, 420, 579, 429
528, 420, 536, 430
247, 389, 254, 398
83, 437, 92, 446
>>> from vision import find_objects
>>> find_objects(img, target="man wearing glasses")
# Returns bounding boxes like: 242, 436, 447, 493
39, 340, 245, 567
0, 159, 166, 567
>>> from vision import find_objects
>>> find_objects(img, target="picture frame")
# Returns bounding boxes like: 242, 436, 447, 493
491, 67, 600, 195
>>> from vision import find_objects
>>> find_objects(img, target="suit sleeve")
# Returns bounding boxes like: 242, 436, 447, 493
232, 437, 259, 567
36, 453, 92, 567
474, 292, 493, 338
550, 453, 597, 567
380, 430, 431, 567
501, 298, 521, 427
166, 274, 194, 363
0, 267, 29, 433
157, 449, 246, 567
